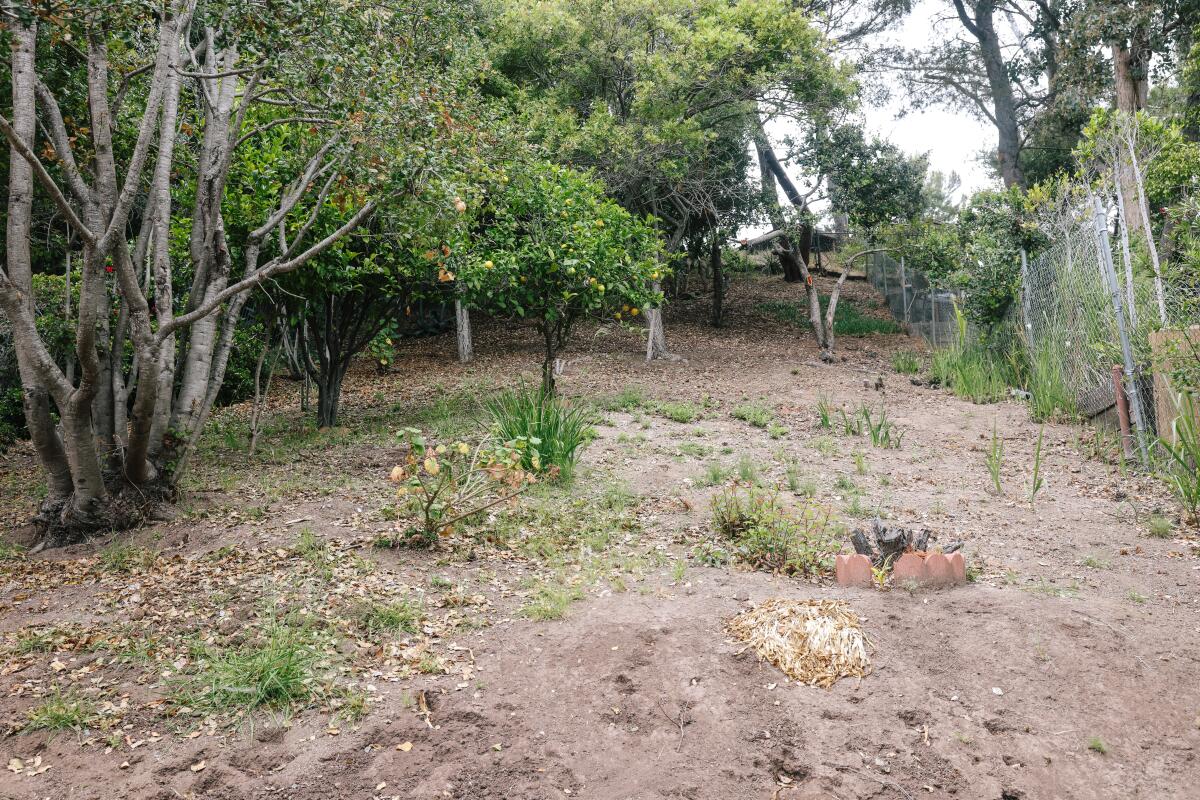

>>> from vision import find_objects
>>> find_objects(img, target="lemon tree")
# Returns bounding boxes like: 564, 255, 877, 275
460, 161, 663, 392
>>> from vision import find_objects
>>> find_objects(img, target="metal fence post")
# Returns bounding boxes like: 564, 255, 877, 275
1091, 194, 1148, 463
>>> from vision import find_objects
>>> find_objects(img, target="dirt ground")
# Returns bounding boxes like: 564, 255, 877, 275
1, 275, 1198, 800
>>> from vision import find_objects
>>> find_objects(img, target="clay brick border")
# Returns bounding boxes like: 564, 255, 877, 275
836, 551, 966, 588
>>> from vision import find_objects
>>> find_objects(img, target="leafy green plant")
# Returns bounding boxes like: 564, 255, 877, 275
1155, 392, 1200, 522
732, 402, 773, 428
690, 541, 730, 567
891, 349, 921, 374
485, 385, 592, 479
710, 487, 840, 576
1146, 514, 1175, 538
388, 428, 533, 546
986, 420, 1004, 494
861, 405, 902, 448
1029, 425, 1045, 508
815, 396, 832, 429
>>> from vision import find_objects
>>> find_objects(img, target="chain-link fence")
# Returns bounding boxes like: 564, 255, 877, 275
864, 250, 963, 347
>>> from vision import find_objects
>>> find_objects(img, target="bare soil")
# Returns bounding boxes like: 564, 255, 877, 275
1, 275, 1197, 800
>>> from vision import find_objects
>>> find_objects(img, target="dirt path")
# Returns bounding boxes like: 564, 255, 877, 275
1, 276, 1197, 799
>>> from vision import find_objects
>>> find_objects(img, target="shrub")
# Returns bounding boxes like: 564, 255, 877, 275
485, 385, 592, 479
389, 428, 532, 546
710, 487, 840, 576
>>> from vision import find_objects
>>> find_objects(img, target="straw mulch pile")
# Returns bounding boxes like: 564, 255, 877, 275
726, 598, 871, 688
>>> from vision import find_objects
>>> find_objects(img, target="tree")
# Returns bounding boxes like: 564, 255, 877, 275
459, 161, 662, 393
0, 0, 477, 543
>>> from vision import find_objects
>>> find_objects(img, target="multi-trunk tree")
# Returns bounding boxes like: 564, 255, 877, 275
0, 0, 476, 543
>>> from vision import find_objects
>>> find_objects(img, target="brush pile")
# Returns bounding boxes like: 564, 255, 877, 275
726, 598, 871, 688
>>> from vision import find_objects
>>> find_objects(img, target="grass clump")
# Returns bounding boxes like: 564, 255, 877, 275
175, 623, 328, 715
696, 462, 731, 487
98, 541, 158, 573
1155, 391, 1200, 523
520, 581, 584, 620
1027, 338, 1077, 422
732, 402, 773, 428
891, 349, 921, 374
599, 387, 646, 412
1087, 737, 1109, 755
25, 689, 97, 733
486, 385, 591, 479
654, 401, 702, 424
356, 598, 424, 636
710, 486, 840, 576
1146, 514, 1174, 538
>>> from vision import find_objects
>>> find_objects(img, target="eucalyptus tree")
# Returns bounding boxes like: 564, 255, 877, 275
0, 0, 479, 543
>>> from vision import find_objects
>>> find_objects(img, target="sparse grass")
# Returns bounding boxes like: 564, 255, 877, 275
732, 402, 773, 428
1087, 736, 1109, 755
520, 581, 584, 620
852, 451, 867, 474
25, 689, 97, 733
696, 462, 731, 487
1029, 425, 1046, 508
891, 349, 921, 374
1080, 555, 1110, 569
815, 396, 833, 429
356, 598, 424, 636
430, 575, 452, 589
768, 423, 788, 440
654, 401, 702, 424
599, 387, 645, 412
734, 455, 762, 485
1024, 578, 1079, 598
670, 559, 687, 583
1126, 588, 1147, 604
678, 442, 711, 459
1146, 514, 1174, 538
986, 420, 1004, 495
861, 405, 902, 448
833, 474, 857, 493
98, 541, 158, 573
12, 627, 63, 654
294, 527, 328, 559
812, 436, 838, 457
0, 539, 25, 561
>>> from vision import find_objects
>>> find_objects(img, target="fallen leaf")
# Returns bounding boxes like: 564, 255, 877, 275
190, 760, 206, 773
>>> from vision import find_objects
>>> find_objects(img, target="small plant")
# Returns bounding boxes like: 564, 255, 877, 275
1080, 555, 1110, 569
690, 541, 730, 566
710, 486, 840, 576
891, 349, 921, 374
815, 396, 832, 429
485, 384, 592, 478
294, 527, 328, 559
1087, 737, 1109, 755
388, 428, 533, 546
520, 581, 584, 620
768, 423, 788, 440
1126, 588, 1147, 604
1155, 391, 1200, 522
735, 455, 762, 485
670, 559, 687, 583
861, 405, 902, 448
852, 451, 867, 474
1146, 514, 1174, 538
600, 387, 645, 412
25, 689, 96, 733
838, 407, 862, 437
833, 474, 857, 493
357, 598, 424, 636
98, 541, 157, 573
1028, 425, 1045, 508
732, 403, 773, 428
655, 401, 701, 424
985, 420, 1004, 495
871, 563, 890, 590
697, 461, 731, 487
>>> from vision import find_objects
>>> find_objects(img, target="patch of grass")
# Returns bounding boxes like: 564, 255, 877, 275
678, 442, 711, 459
852, 451, 867, 474
1126, 588, 1147, 604
486, 384, 592, 480
860, 405, 902, 448
598, 387, 645, 412
294, 527, 328, 559
768, 423, 788, 440
710, 486, 841, 576
0, 539, 25, 561
670, 559, 687, 583
815, 396, 833, 429
1146, 514, 1174, 538
696, 462, 731, 487
1029, 425, 1046, 508
1080, 555, 1110, 569
986, 420, 1004, 494
1024, 578, 1079, 598
654, 401, 702, 424
1087, 736, 1109, 755
12, 627, 63, 654
175, 623, 329, 716
25, 689, 97, 733
812, 436, 838, 457
430, 575, 452, 589
833, 474, 857, 493
734, 455, 762, 485
1028, 338, 1077, 422
1155, 391, 1200, 523
758, 298, 901, 336
891, 349, 921, 374
732, 402, 773, 428
356, 598, 424, 636
520, 581, 584, 621
98, 541, 158, 573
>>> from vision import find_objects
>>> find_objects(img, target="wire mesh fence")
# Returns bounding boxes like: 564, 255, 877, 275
864, 250, 963, 348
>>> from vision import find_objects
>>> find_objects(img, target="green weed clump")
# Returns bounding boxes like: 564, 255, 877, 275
710, 487, 840, 576
1027, 338, 1077, 422
25, 689, 97, 733
485, 385, 592, 479
891, 349, 921, 374
1156, 392, 1200, 523
732, 402, 773, 428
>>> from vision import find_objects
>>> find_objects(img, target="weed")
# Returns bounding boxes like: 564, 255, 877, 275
735, 456, 762, 485
1080, 555, 1110, 569
520, 581, 584, 620
25, 689, 96, 733
852, 451, 867, 474
697, 462, 731, 487
833, 475, 857, 493
838, 407, 862, 437
600, 387, 645, 412
485, 385, 592, 479
1126, 588, 1147, 604
1155, 391, 1200, 522
768, 423, 788, 440
430, 575, 452, 589
690, 541, 730, 566
1146, 514, 1175, 538
357, 598, 424, 636
655, 401, 701, 424
732, 403, 773, 429
891, 349, 921, 374
861, 405, 902, 448
1029, 425, 1045, 508
12, 627, 63, 654
670, 560, 687, 583
678, 442, 711, 459
1087, 737, 1109, 754
758, 298, 901, 336
98, 541, 157, 573
294, 527, 328, 560
812, 436, 838, 457
815, 396, 832, 429
985, 420, 1004, 494
710, 487, 840, 576
1028, 338, 1077, 422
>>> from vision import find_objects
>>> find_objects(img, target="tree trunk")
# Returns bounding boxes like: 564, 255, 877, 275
316, 365, 345, 428
541, 325, 557, 395
456, 297, 473, 363
710, 236, 724, 327
645, 280, 671, 361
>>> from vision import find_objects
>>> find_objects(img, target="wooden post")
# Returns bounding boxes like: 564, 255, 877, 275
1112, 365, 1135, 459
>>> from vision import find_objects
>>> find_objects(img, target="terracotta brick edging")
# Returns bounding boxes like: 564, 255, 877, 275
835, 551, 966, 588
